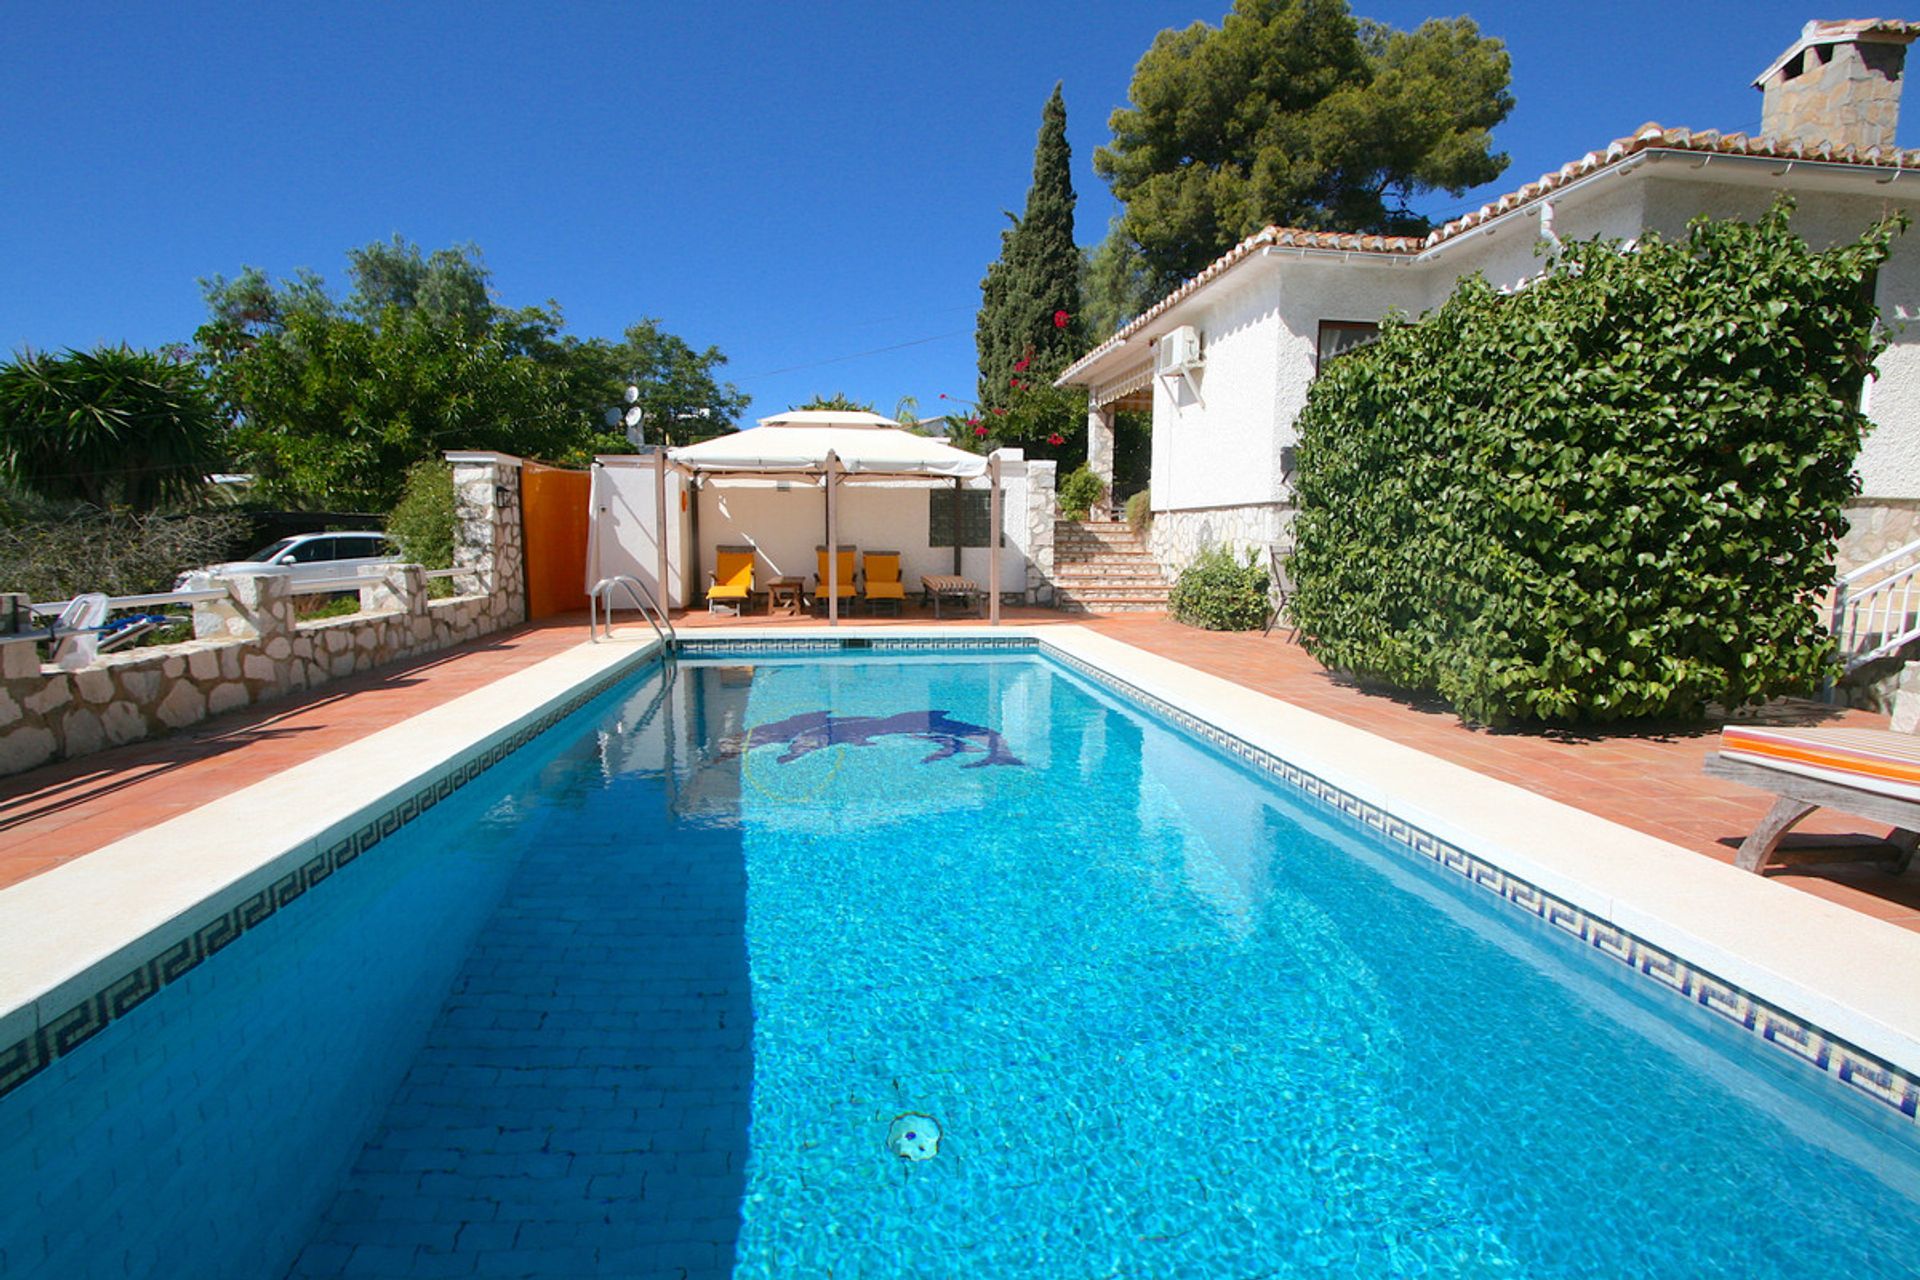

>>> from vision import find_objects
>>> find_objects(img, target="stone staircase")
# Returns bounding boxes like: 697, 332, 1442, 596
1052, 520, 1171, 614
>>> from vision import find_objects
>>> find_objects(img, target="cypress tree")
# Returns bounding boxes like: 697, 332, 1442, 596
976, 83, 1082, 410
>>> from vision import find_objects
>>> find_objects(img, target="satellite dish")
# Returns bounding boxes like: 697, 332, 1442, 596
603, 407, 621, 427
624, 406, 644, 428
623, 384, 641, 405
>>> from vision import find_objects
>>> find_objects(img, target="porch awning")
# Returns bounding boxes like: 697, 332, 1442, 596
667, 410, 989, 478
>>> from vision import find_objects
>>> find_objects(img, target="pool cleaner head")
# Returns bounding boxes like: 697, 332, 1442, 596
886, 1113, 942, 1161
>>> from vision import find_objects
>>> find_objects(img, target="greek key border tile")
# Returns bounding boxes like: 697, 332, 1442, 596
0, 655, 644, 1105
1034, 640, 1920, 1127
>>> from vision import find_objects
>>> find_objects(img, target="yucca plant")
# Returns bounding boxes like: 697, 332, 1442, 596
0, 345, 223, 511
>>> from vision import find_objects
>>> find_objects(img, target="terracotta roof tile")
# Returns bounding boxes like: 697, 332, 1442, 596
1058, 121, 1920, 385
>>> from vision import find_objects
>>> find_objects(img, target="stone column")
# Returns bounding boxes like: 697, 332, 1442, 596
1087, 402, 1116, 499
1026, 461, 1058, 605
192, 569, 295, 643
447, 452, 527, 629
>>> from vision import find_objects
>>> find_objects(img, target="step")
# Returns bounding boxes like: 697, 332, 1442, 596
1051, 569, 1168, 587
1055, 598, 1170, 615
1054, 587, 1173, 606
1054, 551, 1161, 568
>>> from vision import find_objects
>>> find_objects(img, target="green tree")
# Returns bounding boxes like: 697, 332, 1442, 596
1095, 0, 1512, 291
573, 319, 748, 447
0, 346, 223, 511
197, 240, 746, 507
1080, 219, 1157, 339
976, 83, 1084, 414
792, 392, 876, 413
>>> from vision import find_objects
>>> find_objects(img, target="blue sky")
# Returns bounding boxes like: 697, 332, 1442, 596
0, 1, 1889, 423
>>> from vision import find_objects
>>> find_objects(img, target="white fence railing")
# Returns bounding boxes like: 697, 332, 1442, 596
1832, 536, 1920, 672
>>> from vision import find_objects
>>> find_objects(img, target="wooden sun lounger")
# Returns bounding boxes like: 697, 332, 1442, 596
1704, 725, 1920, 874
920, 574, 979, 619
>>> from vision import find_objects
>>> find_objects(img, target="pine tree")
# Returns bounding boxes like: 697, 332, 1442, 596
976, 83, 1083, 411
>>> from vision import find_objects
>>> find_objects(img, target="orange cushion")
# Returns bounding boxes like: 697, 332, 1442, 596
1719, 725, 1920, 801
865, 581, 906, 600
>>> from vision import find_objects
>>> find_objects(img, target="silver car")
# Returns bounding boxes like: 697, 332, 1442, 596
177, 531, 401, 588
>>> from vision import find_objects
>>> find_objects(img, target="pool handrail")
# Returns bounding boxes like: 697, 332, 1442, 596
590, 575, 675, 650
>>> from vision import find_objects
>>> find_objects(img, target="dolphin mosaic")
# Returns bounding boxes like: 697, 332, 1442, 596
731, 710, 1023, 769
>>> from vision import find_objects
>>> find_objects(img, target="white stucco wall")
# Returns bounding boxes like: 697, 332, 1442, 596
1151, 265, 1286, 512
590, 455, 689, 609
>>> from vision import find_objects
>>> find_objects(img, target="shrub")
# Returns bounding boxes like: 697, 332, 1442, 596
386, 461, 456, 569
1124, 489, 1152, 533
1058, 465, 1106, 520
1290, 198, 1900, 725
0, 508, 250, 601
1170, 545, 1269, 631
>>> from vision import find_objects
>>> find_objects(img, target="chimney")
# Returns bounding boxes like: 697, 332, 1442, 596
1754, 19, 1920, 151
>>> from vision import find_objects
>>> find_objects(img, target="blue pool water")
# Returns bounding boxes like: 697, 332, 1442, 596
3, 650, 1920, 1277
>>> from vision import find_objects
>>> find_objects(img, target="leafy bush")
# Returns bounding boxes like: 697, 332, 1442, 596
0, 508, 250, 601
1170, 545, 1269, 631
1125, 489, 1152, 533
385, 461, 455, 569
1290, 199, 1900, 725
1058, 465, 1106, 520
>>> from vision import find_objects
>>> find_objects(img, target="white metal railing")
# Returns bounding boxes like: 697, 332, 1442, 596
590, 575, 674, 649
1832, 535, 1920, 672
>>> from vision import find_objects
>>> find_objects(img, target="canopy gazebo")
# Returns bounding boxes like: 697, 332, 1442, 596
660, 410, 1008, 625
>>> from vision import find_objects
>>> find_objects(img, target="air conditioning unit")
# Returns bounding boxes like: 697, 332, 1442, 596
1156, 325, 1203, 375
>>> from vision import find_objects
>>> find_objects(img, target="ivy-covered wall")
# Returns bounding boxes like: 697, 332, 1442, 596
1290, 200, 1902, 725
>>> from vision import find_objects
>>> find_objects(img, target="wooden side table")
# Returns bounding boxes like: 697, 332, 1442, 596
768, 578, 805, 617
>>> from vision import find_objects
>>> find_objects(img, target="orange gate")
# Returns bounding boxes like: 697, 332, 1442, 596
520, 462, 591, 619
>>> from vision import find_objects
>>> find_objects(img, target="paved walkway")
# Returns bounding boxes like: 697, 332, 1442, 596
3, 607, 1915, 930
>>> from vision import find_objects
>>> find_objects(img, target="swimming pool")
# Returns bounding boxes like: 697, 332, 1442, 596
3, 645, 1919, 1277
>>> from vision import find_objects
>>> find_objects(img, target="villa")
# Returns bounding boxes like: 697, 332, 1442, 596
1059, 19, 1920, 580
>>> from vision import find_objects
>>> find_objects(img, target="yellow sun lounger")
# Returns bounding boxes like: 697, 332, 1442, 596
861, 550, 906, 616
707, 545, 756, 615
815, 545, 857, 609
1704, 725, 1920, 873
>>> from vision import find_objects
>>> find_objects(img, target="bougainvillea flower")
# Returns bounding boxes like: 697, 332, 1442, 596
966, 416, 980, 426
992, 407, 1007, 416
974, 425, 988, 437
1053, 310, 1070, 328
938, 393, 948, 399
1047, 433, 1065, 446
1013, 357, 1029, 372
1010, 377, 1021, 388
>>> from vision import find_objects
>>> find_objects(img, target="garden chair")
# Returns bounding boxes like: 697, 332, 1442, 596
1264, 542, 1296, 638
861, 551, 906, 617
1703, 725, 1920, 873
707, 545, 756, 615
815, 545, 857, 613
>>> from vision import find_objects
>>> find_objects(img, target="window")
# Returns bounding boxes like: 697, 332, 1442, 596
287, 537, 338, 564
929, 489, 992, 548
1316, 320, 1379, 375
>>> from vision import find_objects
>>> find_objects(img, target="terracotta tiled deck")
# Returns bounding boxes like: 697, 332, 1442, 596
3, 607, 1916, 932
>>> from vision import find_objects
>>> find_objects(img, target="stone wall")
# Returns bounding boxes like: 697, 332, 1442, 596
0, 453, 526, 778
1836, 498, 1920, 578
1147, 502, 1293, 578
1024, 461, 1057, 604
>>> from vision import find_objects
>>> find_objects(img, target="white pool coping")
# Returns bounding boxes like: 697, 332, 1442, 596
0, 633, 660, 1052
4, 622, 1919, 1088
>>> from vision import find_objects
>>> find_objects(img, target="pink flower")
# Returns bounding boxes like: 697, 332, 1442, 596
1052, 310, 1070, 328
966, 416, 980, 426
974, 425, 988, 437
991, 407, 1007, 416
1010, 378, 1023, 389
1047, 433, 1065, 446
1013, 356, 1030, 373
938, 393, 948, 399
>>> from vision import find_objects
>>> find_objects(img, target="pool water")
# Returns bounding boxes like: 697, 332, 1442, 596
5, 652, 1920, 1277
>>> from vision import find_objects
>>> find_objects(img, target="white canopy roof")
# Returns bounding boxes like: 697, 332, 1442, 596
667, 409, 989, 477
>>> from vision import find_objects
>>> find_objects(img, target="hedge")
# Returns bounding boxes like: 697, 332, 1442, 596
1290, 199, 1901, 725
